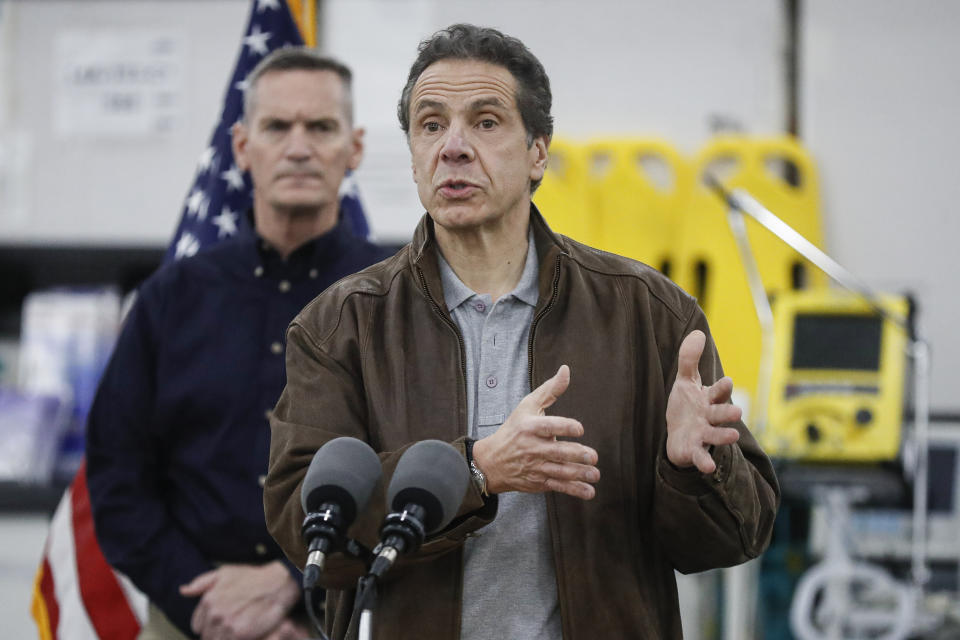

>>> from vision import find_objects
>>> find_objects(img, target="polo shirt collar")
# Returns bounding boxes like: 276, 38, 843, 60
437, 227, 539, 311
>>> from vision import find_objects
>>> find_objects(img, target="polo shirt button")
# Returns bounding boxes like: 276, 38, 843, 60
255, 543, 267, 556
278, 280, 291, 292
258, 474, 267, 487
485, 376, 498, 388
270, 341, 283, 355
254, 266, 264, 277
475, 302, 486, 313
309, 269, 318, 279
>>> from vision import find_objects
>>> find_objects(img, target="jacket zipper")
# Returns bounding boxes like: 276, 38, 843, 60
527, 254, 563, 388
528, 253, 567, 637
416, 266, 469, 415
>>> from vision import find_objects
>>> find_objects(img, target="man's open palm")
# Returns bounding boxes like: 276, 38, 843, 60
665, 330, 742, 473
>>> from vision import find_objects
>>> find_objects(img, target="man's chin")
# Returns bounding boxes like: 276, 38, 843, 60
428, 202, 493, 229
269, 195, 329, 216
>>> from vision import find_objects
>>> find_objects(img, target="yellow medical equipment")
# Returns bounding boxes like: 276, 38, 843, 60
583, 138, 691, 275
763, 290, 910, 462
674, 135, 826, 403
534, 138, 595, 244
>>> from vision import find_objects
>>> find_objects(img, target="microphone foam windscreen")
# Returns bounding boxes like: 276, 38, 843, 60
387, 439, 469, 534
301, 437, 382, 525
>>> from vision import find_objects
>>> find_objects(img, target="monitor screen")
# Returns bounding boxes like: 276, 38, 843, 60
791, 313, 883, 371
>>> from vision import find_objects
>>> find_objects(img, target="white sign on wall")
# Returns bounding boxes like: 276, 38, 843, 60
54, 29, 184, 136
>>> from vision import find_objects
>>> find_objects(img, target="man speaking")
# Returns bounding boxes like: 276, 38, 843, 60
265, 24, 779, 640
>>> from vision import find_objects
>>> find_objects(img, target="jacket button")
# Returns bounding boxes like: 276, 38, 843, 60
309, 269, 318, 279
278, 280, 291, 292
270, 342, 283, 355
254, 266, 264, 277
258, 474, 267, 487
255, 543, 267, 556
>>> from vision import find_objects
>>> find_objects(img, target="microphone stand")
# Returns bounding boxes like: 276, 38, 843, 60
303, 538, 374, 640
354, 575, 378, 640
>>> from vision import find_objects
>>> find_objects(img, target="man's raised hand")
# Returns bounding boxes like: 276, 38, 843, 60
471, 365, 600, 500
665, 330, 742, 474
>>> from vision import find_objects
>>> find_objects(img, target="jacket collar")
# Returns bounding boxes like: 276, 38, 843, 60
409, 203, 569, 315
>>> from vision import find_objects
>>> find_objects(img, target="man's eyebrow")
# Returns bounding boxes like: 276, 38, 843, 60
468, 97, 508, 111
414, 99, 445, 115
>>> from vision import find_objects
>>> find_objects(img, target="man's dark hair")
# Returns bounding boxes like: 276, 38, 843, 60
243, 47, 354, 123
398, 24, 553, 170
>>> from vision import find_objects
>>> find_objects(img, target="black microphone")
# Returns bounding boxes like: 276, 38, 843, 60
300, 437, 382, 589
369, 440, 470, 579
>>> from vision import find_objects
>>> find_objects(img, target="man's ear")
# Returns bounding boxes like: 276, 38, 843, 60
529, 134, 550, 184
231, 121, 249, 171
348, 127, 365, 171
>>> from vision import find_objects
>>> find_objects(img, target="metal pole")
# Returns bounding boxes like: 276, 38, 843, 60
726, 208, 775, 437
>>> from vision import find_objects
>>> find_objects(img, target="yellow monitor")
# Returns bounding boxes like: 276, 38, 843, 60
763, 290, 910, 462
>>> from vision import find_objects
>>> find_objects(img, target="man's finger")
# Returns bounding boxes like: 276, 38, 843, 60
707, 403, 743, 425
190, 598, 208, 635
543, 477, 596, 500
707, 376, 734, 404
520, 365, 571, 413
531, 415, 584, 440
701, 426, 741, 447
676, 331, 705, 381
538, 460, 600, 483
691, 446, 716, 474
180, 570, 218, 596
542, 440, 598, 466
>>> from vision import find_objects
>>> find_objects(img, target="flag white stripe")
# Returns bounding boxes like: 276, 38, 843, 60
47, 489, 98, 639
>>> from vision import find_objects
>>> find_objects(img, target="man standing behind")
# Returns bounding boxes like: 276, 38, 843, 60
86, 48, 389, 640
265, 25, 779, 640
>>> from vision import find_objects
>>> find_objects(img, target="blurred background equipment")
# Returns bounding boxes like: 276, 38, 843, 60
708, 177, 934, 640
15, 288, 121, 483
764, 291, 909, 462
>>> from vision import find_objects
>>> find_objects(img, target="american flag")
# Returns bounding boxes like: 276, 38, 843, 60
30, 2, 367, 638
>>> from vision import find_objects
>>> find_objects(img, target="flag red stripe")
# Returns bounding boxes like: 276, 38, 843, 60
38, 557, 60, 638
71, 463, 141, 639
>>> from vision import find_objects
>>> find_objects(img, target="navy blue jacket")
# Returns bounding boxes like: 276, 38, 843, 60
85, 216, 391, 637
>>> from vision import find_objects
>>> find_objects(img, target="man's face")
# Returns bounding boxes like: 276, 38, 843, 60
407, 59, 548, 234
233, 69, 362, 219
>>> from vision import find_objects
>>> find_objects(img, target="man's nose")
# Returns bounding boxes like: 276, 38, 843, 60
285, 125, 312, 160
439, 126, 474, 164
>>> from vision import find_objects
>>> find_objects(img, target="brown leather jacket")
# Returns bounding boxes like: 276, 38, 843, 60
265, 208, 779, 640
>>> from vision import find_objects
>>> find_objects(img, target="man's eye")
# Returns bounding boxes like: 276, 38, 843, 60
424, 121, 441, 133
266, 121, 289, 132
479, 119, 497, 130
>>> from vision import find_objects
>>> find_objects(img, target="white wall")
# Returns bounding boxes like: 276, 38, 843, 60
323, 0, 787, 241
1, 0, 785, 244
801, 0, 960, 411
0, 0, 247, 245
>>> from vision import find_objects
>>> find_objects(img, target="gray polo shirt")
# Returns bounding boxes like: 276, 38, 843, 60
438, 231, 561, 640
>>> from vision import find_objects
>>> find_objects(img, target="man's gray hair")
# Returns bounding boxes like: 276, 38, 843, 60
242, 47, 354, 123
